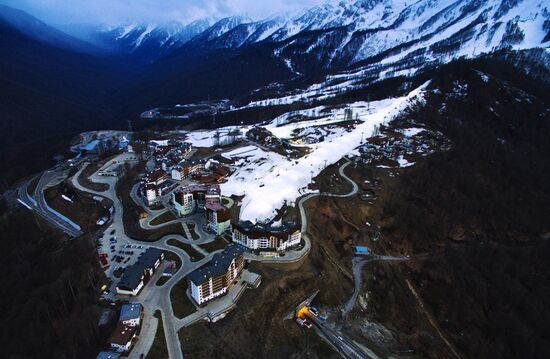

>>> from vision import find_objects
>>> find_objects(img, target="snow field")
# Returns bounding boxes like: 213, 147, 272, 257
219, 82, 430, 221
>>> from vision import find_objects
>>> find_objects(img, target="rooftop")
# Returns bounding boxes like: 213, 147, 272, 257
119, 303, 142, 322
178, 184, 208, 195
117, 248, 163, 291
206, 184, 221, 196
205, 198, 227, 212
96, 352, 121, 359
117, 265, 144, 291
353, 246, 370, 254
234, 220, 300, 237
143, 169, 168, 183
136, 248, 163, 270
179, 158, 206, 167
188, 244, 244, 286
108, 322, 137, 345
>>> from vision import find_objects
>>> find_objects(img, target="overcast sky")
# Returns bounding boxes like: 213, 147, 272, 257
0, 0, 328, 25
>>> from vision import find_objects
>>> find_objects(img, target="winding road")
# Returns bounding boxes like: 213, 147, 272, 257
71, 155, 218, 359
39, 152, 364, 359
295, 157, 359, 260
18, 167, 83, 237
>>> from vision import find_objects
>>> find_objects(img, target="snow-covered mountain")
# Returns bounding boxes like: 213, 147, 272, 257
186, 16, 287, 49
75, 0, 548, 71
0, 5, 102, 54
214, 0, 549, 111
66, 18, 214, 61
261, 0, 550, 74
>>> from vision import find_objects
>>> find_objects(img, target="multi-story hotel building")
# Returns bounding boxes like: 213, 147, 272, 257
205, 198, 231, 235
172, 184, 207, 216
188, 244, 244, 306
231, 220, 302, 252
141, 169, 170, 206
171, 159, 206, 181
172, 184, 230, 234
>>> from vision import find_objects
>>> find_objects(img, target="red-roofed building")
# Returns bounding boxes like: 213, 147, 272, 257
98, 253, 110, 268
205, 198, 231, 235
142, 169, 170, 205
108, 323, 137, 353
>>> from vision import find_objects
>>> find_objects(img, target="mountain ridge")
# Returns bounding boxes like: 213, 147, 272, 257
62, 0, 549, 73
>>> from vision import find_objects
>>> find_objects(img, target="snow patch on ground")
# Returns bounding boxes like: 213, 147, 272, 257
398, 127, 425, 137
150, 140, 169, 146
263, 102, 375, 140
219, 82, 430, 221
397, 155, 415, 168
184, 126, 245, 147
62, 195, 74, 203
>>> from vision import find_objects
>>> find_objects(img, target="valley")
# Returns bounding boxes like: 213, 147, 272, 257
7, 57, 548, 359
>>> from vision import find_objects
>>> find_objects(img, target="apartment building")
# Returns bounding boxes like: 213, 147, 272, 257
231, 220, 301, 252
188, 244, 244, 306
116, 248, 164, 296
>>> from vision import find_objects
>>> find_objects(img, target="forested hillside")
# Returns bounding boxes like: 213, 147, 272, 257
367, 59, 550, 358
0, 201, 108, 359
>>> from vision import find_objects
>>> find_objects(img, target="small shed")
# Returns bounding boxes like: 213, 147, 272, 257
353, 246, 370, 255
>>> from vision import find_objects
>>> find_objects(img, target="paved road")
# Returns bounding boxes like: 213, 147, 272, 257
71, 155, 224, 359
309, 314, 374, 359
295, 158, 387, 359
66, 153, 362, 359
241, 158, 359, 265
18, 168, 83, 237
342, 255, 409, 317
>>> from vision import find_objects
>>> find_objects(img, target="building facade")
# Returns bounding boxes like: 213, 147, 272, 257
188, 244, 245, 306
142, 169, 170, 206
172, 184, 207, 216
116, 248, 164, 296
172, 184, 230, 234
108, 323, 137, 353
171, 159, 205, 181
231, 221, 301, 252
205, 199, 231, 235
119, 303, 143, 327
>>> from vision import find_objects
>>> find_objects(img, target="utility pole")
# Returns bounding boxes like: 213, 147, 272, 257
361, 131, 364, 144
367, 94, 370, 110
127, 120, 133, 142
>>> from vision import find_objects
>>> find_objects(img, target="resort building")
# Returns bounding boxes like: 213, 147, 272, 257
142, 169, 170, 206
205, 198, 231, 235
116, 248, 164, 296
172, 184, 230, 234
231, 221, 302, 252
247, 126, 274, 145
119, 303, 142, 327
171, 159, 206, 181
108, 323, 137, 353
172, 184, 208, 216
188, 244, 245, 306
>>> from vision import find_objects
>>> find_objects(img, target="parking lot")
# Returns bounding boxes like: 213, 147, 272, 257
96, 227, 150, 298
